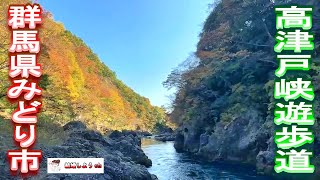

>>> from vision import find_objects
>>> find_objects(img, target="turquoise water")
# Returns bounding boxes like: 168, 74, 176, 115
141, 138, 270, 180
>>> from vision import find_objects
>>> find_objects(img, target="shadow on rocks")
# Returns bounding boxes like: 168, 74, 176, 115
0, 121, 157, 180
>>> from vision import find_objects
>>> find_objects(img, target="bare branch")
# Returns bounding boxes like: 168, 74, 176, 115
257, 59, 277, 66
261, 19, 274, 42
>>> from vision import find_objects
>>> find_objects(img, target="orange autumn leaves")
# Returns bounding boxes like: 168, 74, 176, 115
0, 0, 166, 132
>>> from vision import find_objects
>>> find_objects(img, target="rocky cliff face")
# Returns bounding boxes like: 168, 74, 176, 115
169, 0, 320, 176
0, 121, 157, 180
175, 109, 274, 174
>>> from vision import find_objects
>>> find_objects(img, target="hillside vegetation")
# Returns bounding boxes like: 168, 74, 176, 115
167, 0, 320, 175
0, 0, 166, 132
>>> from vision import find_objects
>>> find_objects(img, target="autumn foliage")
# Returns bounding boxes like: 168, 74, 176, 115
0, 0, 166, 132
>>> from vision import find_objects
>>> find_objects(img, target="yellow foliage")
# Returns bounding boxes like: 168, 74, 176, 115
66, 51, 85, 101
0, 1, 167, 133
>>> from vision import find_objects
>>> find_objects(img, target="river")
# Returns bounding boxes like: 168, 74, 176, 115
141, 138, 270, 180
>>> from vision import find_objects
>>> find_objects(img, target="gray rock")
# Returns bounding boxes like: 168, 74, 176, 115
174, 131, 184, 153
256, 136, 275, 175
175, 108, 273, 169
63, 121, 87, 132
199, 133, 209, 147
154, 133, 175, 142
0, 121, 157, 180
112, 132, 152, 167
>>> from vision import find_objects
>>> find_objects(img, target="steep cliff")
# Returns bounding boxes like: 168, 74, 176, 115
166, 0, 320, 175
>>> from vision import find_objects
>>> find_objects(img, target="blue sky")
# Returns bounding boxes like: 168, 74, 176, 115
38, 0, 212, 107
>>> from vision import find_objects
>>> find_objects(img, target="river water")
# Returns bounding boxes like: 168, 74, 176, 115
141, 138, 270, 180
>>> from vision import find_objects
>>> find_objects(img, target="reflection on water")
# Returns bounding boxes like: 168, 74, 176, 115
141, 138, 269, 180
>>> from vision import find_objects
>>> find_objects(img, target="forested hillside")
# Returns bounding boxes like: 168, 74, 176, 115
0, 0, 166, 132
166, 0, 320, 175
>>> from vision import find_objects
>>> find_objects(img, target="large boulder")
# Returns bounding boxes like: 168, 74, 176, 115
174, 126, 201, 154
23, 121, 157, 180
110, 131, 152, 167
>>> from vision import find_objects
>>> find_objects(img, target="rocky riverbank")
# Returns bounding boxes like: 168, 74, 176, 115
154, 133, 175, 142
174, 113, 320, 178
0, 121, 157, 180
174, 110, 275, 175
153, 124, 175, 142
